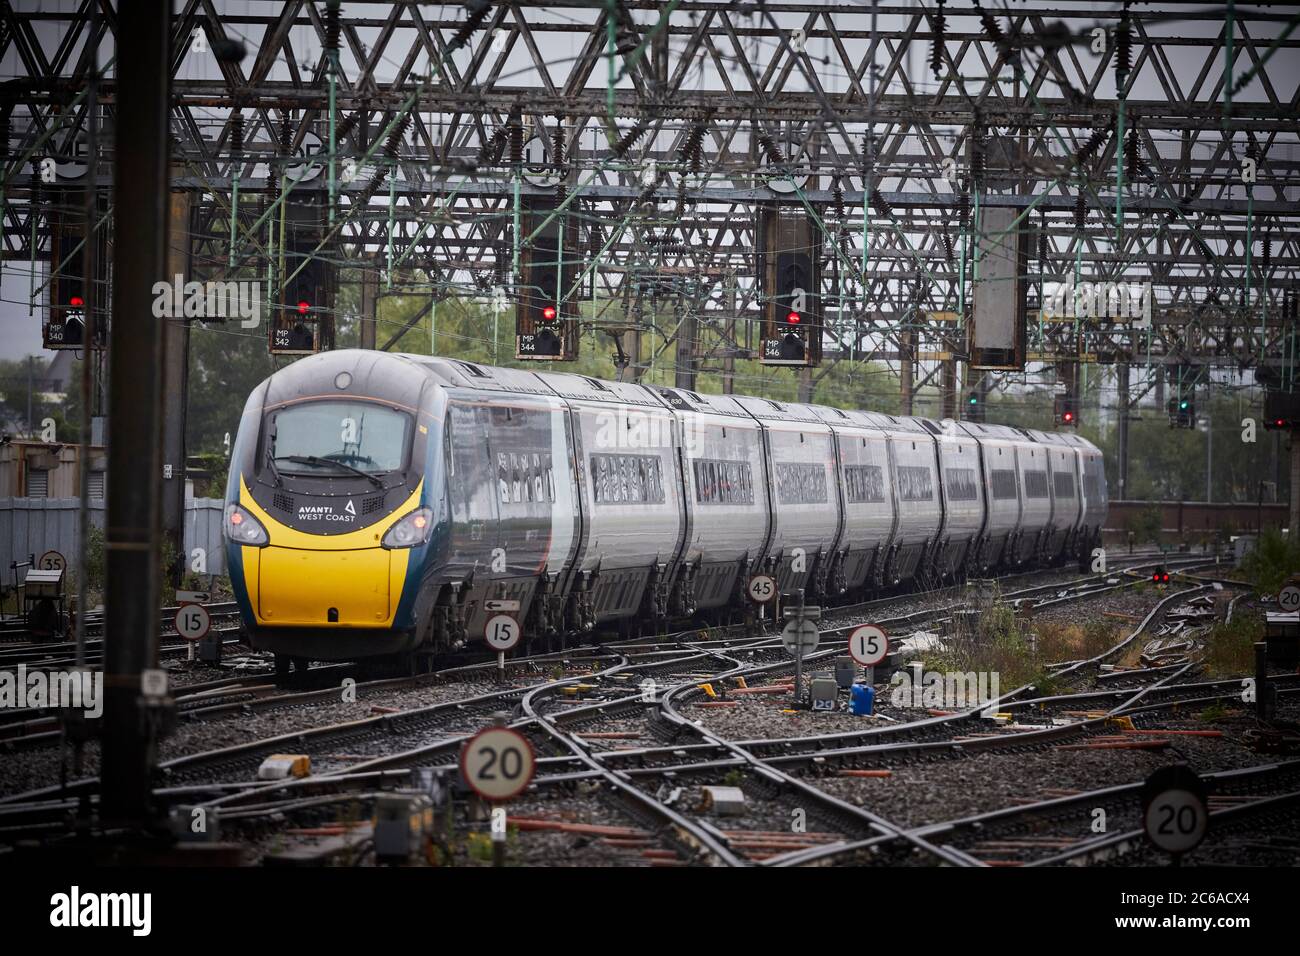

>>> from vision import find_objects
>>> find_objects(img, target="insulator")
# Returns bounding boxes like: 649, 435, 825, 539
508, 119, 523, 165
229, 112, 245, 154
324, 1, 342, 51
1263, 232, 1272, 271
636, 175, 659, 207
1124, 126, 1140, 180
869, 187, 893, 219
448, 1, 491, 54
279, 114, 293, 153
757, 132, 784, 165
970, 124, 986, 184
334, 111, 359, 146
941, 231, 955, 264
1076, 123, 1112, 166
974, 1, 1005, 45
681, 119, 707, 175
552, 115, 565, 165
831, 179, 845, 221
1114, 15, 1132, 81
930, 0, 946, 80
1038, 225, 1048, 262
478, 125, 507, 164
1074, 191, 1087, 230
612, 120, 648, 158
957, 191, 970, 228
384, 113, 411, 161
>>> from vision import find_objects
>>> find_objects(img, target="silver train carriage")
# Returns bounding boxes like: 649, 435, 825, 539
224, 350, 1108, 661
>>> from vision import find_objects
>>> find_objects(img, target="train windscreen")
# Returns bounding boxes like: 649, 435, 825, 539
267, 401, 411, 475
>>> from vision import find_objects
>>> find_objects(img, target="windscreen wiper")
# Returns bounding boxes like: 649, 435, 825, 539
278, 454, 383, 488
263, 444, 283, 488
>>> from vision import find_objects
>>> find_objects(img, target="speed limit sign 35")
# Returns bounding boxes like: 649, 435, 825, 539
847, 624, 889, 667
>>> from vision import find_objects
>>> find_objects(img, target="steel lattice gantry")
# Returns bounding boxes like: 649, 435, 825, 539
3, 0, 1300, 390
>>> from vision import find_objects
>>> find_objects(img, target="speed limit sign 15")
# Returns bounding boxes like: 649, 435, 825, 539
460, 726, 536, 801
847, 624, 889, 667
174, 603, 211, 641
484, 613, 522, 652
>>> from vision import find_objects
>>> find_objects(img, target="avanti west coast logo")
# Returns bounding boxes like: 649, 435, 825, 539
49, 886, 151, 936
152, 274, 261, 328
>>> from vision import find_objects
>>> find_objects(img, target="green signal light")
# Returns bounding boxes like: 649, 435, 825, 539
969, 396, 978, 404
1179, 400, 1189, 410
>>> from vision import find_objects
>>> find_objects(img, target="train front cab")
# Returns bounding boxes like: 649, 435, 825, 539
224, 351, 446, 661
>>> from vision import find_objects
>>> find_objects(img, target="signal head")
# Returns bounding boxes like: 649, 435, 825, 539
785, 311, 801, 324
542, 305, 558, 321
296, 300, 310, 315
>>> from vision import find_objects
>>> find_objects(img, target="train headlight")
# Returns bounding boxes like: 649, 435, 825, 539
382, 507, 434, 549
224, 503, 269, 547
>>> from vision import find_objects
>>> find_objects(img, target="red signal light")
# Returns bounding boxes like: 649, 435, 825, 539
70, 296, 85, 308
1163, 573, 1170, 583
297, 300, 310, 314
786, 311, 801, 324
542, 306, 557, 321
1063, 411, 1074, 423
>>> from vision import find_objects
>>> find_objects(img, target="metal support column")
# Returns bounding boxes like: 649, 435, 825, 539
899, 328, 914, 416
100, 0, 170, 824
359, 263, 378, 349
674, 308, 697, 391
1117, 362, 1130, 498
941, 357, 957, 420
160, 184, 191, 587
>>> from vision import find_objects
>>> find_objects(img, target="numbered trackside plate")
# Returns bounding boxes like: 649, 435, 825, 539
847, 624, 889, 667
1279, 585, 1300, 613
174, 603, 211, 641
747, 574, 776, 604
38, 550, 67, 571
460, 727, 536, 801
1143, 789, 1208, 854
484, 613, 522, 652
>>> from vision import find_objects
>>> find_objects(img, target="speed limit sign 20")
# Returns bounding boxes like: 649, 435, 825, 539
460, 726, 536, 801
847, 624, 889, 667
1278, 584, 1300, 613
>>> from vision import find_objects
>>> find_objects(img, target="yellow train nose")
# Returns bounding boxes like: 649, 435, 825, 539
258, 546, 393, 624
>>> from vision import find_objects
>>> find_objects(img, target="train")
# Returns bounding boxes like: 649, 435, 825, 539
224, 349, 1108, 667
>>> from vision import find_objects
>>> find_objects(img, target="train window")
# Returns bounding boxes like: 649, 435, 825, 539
844, 464, 885, 503
1054, 471, 1075, 499
693, 459, 754, 505
1083, 473, 1101, 502
991, 469, 1018, 500
498, 451, 555, 506
1024, 470, 1050, 499
944, 467, 979, 501
897, 465, 934, 502
590, 453, 665, 505
774, 462, 827, 504
269, 401, 410, 474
